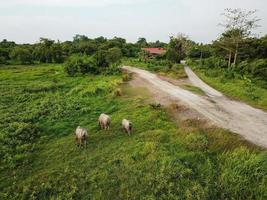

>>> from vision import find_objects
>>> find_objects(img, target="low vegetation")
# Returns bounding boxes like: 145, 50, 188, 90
0, 64, 266, 199
122, 58, 187, 79
180, 84, 205, 95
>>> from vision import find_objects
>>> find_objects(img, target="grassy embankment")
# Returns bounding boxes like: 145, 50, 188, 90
187, 60, 267, 111
0, 64, 266, 199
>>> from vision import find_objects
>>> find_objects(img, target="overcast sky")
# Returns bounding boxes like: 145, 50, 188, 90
0, 0, 266, 44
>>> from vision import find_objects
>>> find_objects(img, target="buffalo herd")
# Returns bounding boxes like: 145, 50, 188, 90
75, 113, 132, 147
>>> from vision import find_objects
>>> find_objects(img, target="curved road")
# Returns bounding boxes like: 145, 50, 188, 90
122, 66, 267, 148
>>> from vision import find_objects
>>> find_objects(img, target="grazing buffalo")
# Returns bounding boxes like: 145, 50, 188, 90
98, 113, 111, 130
122, 119, 132, 136
75, 126, 88, 148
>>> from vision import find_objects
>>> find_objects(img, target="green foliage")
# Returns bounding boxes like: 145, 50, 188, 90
166, 35, 191, 63
10, 47, 32, 64
0, 36, 140, 65
33, 38, 64, 64
0, 39, 16, 48
103, 63, 122, 75
237, 59, 267, 81
123, 43, 139, 57
64, 48, 123, 76
166, 40, 183, 63
188, 44, 213, 59
64, 55, 98, 76
94, 49, 109, 68
106, 47, 123, 64
201, 56, 228, 69
0, 48, 9, 64
136, 37, 148, 48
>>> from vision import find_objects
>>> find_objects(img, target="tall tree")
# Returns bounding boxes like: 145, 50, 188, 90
219, 8, 260, 65
166, 34, 191, 63
214, 30, 237, 68
136, 38, 148, 48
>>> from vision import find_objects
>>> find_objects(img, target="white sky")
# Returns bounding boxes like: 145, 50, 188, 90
0, 0, 266, 44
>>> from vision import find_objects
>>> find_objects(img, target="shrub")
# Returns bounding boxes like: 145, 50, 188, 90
222, 69, 236, 79
64, 55, 98, 76
106, 47, 122, 64
250, 59, 267, 81
10, 47, 33, 64
203, 57, 227, 69
243, 76, 260, 100
0, 48, 9, 64
103, 63, 121, 75
0, 56, 6, 64
94, 50, 109, 68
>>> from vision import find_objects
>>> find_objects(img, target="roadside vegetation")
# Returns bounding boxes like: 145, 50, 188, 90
122, 58, 187, 79
187, 59, 267, 110
1, 64, 267, 199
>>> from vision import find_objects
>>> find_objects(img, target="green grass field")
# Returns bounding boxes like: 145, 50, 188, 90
0, 64, 267, 199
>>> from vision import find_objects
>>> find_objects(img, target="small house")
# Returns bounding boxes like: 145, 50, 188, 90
142, 48, 166, 56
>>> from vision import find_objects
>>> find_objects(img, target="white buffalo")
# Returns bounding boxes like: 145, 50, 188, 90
98, 113, 111, 130
75, 126, 88, 148
122, 119, 132, 136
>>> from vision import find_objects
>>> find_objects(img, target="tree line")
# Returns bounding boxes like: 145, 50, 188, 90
0, 8, 266, 80
0, 36, 166, 65
0, 36, 168, 75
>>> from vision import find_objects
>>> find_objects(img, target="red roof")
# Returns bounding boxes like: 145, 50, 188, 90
142, 48, 166, 55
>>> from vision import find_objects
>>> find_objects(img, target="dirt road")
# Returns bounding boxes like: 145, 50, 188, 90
122, 66, 267, 148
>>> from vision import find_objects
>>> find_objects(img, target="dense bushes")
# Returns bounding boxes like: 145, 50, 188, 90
194, 56, 228, 69
188, 45, 213, 59
10, 47, 33, 64
189, 57, 267, 83
64, 51, 122, 76
0, 36, 137, 66
237, 59, 267, 81
64, 55, 98, 76
0, 48, 9, 64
